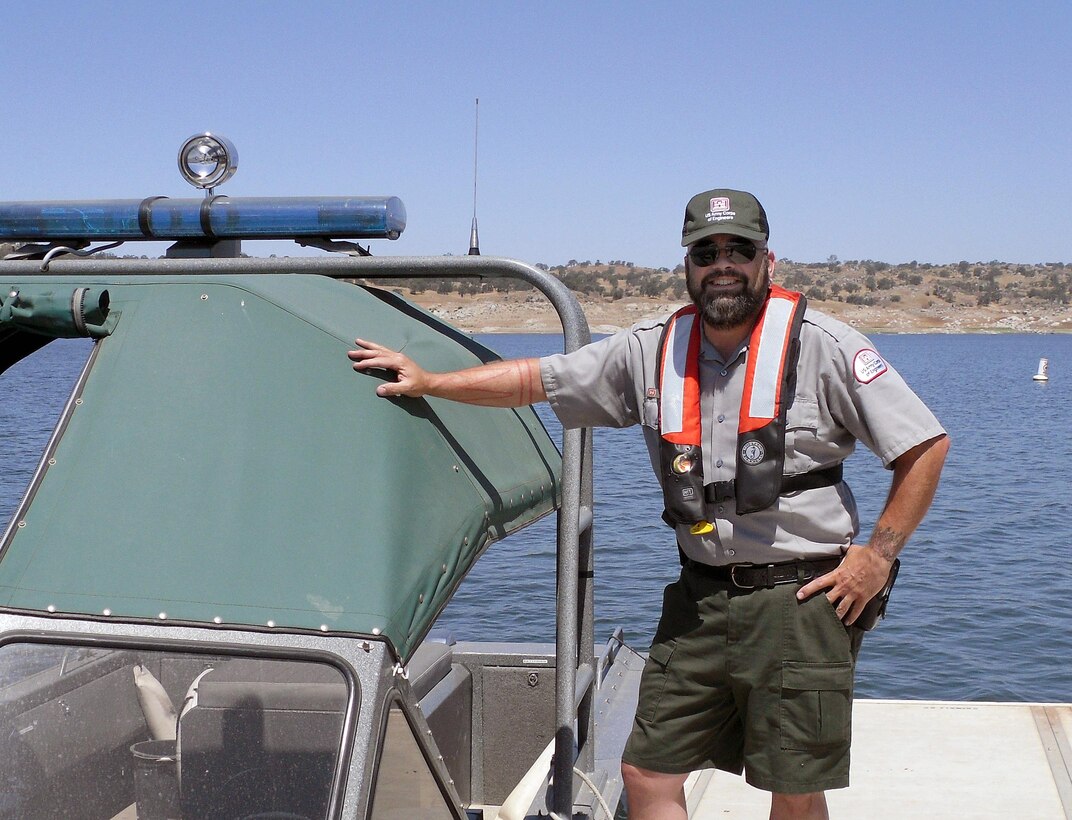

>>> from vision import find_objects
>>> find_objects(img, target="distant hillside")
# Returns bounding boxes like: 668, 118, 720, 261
382, 257, 1068, 308
369, 258, 1072, 334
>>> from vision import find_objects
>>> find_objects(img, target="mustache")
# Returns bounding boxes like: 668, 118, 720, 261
701, 271, 748, 288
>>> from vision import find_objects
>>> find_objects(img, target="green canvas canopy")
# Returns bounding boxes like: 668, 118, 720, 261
0, 273, 560, 661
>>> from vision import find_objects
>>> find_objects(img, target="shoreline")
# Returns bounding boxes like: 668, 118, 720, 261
400, 290, 1072, 335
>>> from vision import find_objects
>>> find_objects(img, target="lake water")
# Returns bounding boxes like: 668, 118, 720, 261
2, 333, 1070, 702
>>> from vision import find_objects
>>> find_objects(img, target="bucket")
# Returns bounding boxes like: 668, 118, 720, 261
130, 739, 180, 820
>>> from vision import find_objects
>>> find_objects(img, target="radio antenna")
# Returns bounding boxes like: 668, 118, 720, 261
468, 98, 480, 255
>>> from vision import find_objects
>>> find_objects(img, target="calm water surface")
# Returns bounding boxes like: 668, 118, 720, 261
2, 333, 1070, 701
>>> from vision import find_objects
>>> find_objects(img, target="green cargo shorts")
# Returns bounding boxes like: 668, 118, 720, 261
621, 564, 863, 794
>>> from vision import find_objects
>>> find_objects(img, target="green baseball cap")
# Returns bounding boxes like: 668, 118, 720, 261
681, 189, 769, 247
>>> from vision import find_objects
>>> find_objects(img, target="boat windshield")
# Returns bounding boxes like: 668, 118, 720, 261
0, 642, 350, 819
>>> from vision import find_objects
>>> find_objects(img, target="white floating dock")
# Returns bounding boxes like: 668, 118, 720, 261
686, 700, 1072, 819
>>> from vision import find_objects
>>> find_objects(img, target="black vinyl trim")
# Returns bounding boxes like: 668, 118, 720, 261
137, 196, 168, 237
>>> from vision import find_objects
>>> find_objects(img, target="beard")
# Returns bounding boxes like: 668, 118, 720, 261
687, 257, 770, 329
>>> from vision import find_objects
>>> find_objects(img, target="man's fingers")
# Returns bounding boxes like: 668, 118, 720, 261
349, 339, 398, 367
842, 599, 865, 626
796, 569, 837, 601
347, 339, 428, 399
376, 381, 404, 397
350, 354, 392, 371
797, 566, 866, 625
348, 348, 402, 372
836, 593, 871, 626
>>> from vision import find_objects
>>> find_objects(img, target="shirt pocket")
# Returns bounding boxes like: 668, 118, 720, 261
779, 661, 853, 750
787, 395, 819, 437
785, 395, 819, 460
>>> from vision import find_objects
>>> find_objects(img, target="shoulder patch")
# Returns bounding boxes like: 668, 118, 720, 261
852, 348, 888, 383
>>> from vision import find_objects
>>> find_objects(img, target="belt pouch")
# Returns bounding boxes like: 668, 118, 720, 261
855, 558, 900, 631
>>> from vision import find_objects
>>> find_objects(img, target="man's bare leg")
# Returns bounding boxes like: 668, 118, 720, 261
769, 791, 829, 820
621, 762, 689, 820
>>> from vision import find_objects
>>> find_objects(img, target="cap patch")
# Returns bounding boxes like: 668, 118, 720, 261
853, 349, 888, 383
706, 197, 736, 225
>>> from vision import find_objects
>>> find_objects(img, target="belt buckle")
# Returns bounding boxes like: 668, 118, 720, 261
729, 563, 756, 590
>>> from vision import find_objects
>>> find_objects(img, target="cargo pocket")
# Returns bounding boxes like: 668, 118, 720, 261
779, 661, 853, 750
635, 640, 676, 723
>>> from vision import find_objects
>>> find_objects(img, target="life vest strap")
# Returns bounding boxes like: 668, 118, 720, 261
703, 463, 843, 505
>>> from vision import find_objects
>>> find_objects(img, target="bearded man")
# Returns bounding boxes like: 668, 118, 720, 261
349, 189, 949, 820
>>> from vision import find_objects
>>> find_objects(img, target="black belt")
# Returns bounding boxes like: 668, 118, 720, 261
684, 556, 841, 590
704, 463, 843, 505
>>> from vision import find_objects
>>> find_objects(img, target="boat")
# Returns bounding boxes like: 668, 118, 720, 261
0, 136, 636, 819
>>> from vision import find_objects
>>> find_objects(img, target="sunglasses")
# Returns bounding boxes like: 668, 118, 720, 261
688, 241, 764, 267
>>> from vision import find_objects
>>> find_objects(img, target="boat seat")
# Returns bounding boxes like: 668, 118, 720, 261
176, 658, 347, 819
408, 639, 455, 701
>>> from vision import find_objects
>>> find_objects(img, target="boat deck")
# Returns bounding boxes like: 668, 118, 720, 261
685, 700, 1072, 818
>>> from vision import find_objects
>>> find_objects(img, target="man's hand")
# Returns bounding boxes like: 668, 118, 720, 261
795, 434, 949, 625
347, 339, 546, 408
348, 339, 432, 398
797, 544, 893, 626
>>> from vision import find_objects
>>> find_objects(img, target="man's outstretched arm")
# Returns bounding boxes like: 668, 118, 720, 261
348, 339, 547, 407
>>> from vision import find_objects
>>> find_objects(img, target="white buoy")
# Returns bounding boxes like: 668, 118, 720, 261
1033, 357, 1049, 381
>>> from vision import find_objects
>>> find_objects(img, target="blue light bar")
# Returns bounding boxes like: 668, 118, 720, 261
0, 196, 406, 242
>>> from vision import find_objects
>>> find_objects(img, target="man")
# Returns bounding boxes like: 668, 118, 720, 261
348, 189, 949, 820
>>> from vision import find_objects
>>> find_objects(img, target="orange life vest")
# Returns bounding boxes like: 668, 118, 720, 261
656, 285, 807, 528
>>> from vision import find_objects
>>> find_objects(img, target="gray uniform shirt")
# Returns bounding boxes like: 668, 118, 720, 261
540, 307, 945, 565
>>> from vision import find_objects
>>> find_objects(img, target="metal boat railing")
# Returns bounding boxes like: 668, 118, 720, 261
3, 253, 597, 818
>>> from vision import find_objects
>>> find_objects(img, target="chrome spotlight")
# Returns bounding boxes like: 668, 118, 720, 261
177, 133, 238, 193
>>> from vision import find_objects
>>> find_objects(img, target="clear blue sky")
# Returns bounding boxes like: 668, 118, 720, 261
3, 1, 1071, 267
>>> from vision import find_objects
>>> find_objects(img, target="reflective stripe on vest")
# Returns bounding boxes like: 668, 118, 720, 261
740, 288, 800, 433
658, 309, 702, 445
